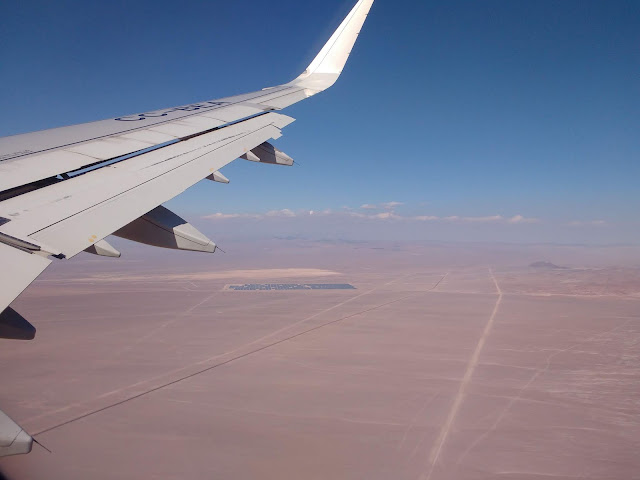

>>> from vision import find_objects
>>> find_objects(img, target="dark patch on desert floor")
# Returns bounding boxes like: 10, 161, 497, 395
1, 241, 639, 479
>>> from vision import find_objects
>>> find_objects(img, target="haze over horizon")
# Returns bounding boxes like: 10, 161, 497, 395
1, 0, 637, 244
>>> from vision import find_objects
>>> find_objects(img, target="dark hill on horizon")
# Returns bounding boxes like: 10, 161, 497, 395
529, 261, 568, 270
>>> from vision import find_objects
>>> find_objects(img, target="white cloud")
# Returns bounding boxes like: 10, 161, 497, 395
359, 201, 404, 211
461, 215, 504, 223
203, 209, 299, 220
344, 211, 368, 219
441, 215, 499, 223
568, 220, 606, 227
265, 209, 296, 217
203, 212, 261, 220
437, 214, 539, 224
507, 215, 540, 224
372, 212, 400, 220
380, 201, 404, 210
204, 206, 540, 226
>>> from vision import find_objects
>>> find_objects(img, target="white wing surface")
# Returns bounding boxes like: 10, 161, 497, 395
0, 0, 375, 346
0, 0, 374, 192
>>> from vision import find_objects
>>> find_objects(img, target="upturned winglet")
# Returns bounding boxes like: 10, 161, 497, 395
289, 0, 374, 93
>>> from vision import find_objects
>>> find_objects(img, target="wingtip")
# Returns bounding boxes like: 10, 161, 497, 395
290, 0, 374, 92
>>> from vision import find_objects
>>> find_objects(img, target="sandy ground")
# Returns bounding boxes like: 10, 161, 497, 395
41, 268, 340, 284
1, 241, 639, 479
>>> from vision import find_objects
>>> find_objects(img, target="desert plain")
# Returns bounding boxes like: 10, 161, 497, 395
1, 239, 639, 479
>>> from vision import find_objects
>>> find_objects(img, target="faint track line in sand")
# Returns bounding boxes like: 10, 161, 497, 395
164, 272, 420, 364
32, 272, 448, 437
28, 277, 409, 428
454, 316, 634, 470
397, 391, 441, 452
421, 269, 502, 480
109, 291, 222, 357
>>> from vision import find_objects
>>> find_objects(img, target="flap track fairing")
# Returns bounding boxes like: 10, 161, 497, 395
240, 142, 294, 166
206, 171, 230, 184
113, 206, 216, 253
0, 307, 36, 340
84, 239, 121, 258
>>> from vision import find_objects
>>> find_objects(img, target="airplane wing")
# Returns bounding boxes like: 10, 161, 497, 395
0, 0, 374, 457
0, 0, 374, 341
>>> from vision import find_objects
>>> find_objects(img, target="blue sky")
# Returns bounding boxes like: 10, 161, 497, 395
1, 0, 638, 244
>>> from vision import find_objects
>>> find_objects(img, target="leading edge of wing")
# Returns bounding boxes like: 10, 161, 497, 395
0, 0, 374, 193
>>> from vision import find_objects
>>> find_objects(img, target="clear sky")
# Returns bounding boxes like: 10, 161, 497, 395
1, 0, 638, 244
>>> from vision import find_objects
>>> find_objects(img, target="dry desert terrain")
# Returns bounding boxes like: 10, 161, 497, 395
1, 240, 639, 479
